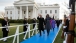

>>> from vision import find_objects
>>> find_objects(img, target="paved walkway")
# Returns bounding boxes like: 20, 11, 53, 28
21, 24, 62, 43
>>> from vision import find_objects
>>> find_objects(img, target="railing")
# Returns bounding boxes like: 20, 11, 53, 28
0, 23, 38, 43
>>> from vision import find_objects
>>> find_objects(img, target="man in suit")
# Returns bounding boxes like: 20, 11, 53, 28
64, 17, 69, 35
32, 18, 36, 29
23, 18, 28, 35
37, 14, 45, 36
1, 17, 10, 42
56, 19, 60, 28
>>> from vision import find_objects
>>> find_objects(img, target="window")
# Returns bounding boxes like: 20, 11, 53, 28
45, 10, 47, 14
40, 10, 42, 14
7, 11, 8, 14
18, 11, 20, 14
50, 10, 52, 13
10, 11, 12, 14
24, 11, 25, 14
55, 10, 57, 13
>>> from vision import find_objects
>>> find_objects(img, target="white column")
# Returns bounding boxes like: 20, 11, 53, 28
35, 7, 36, 19
26, 6, 28, 19
36, 9, 38, 17
14, 7, 16, 19
32, 6, 35, 18
15, 7, 18, 20
36, 9, 38, 19
34, 7, 38, 19
20, 6, 22, 19
16, 8, 18, 19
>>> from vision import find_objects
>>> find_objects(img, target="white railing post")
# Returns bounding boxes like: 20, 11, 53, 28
0, 23, 38, 43
31, 29, 34, 36
13, 26, 19, 43
32, 23, 35, 36
35, 23, 37, 34
23, 31, 27, 40
17, 26, 19, 43
28, 24, 30, 38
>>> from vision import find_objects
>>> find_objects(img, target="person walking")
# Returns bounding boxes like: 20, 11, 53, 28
51, 18, 56, 31
32, 18, 36, 29
23, 18, 28, 35
45, 14, 51, 36
37, 14, 45, 36
56, 19, 60, 28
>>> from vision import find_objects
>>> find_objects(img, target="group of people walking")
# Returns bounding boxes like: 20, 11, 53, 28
1, 14, 61, 42
37, 14, 61, 36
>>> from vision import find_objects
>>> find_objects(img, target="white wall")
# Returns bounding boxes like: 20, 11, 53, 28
5, 6, 60, 20
22, 10, 33, 19
5, 9, 15, 19
38, 7, 59, 19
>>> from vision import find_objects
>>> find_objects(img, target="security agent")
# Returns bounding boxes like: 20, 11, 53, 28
1, 17, 10, 42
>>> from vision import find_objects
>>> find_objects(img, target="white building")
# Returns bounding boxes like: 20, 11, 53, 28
5, 0, 60, 20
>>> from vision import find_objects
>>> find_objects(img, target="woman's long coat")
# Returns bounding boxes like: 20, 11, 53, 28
45, 17, 51, 30
51, 20, 56, 28
37, 17, 45, 30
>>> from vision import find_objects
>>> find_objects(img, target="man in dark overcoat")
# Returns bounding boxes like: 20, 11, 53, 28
32, 18, 36, 29
1, 17, 10, 42
23, 18, 28, 35
37, 14, 45, 36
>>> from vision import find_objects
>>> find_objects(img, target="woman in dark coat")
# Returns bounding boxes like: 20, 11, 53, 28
45, 14, 51, 36
37, 14, 45, 36
23, 18, 28, 34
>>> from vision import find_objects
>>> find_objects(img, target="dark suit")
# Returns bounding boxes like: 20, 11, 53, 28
37, 16, 45, 36
23, 20, 28, 34
56, 20, 60, 28
64, 19, 69, 32
1, 20, 9, 38
32, 19, 36, 29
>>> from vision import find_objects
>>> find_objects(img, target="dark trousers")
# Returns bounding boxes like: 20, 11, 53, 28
33, 24, 35, 29
47, 29, 50, 36
23, 26, 27, 35
52, 28, 54, 31
39, 29, 45, 36
3, 31, 8, 38
57, 23, 60, 28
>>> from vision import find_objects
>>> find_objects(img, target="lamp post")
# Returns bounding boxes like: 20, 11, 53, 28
67, 0, 75, 43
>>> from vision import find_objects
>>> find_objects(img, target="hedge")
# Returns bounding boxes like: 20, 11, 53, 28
0, 18, 4, 23
0, 18, 62, 24
0, 18, 39, 24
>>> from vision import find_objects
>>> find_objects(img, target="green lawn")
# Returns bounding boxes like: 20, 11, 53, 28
0, 23, 35, 43
54, 26, 64, 43
0, 23, 76, 43
54, 26, 76, 43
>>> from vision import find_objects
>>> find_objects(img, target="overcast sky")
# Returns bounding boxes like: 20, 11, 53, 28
0, 0, 69, 12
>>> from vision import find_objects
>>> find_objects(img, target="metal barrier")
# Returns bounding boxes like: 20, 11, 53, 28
0, 23, 38, 43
